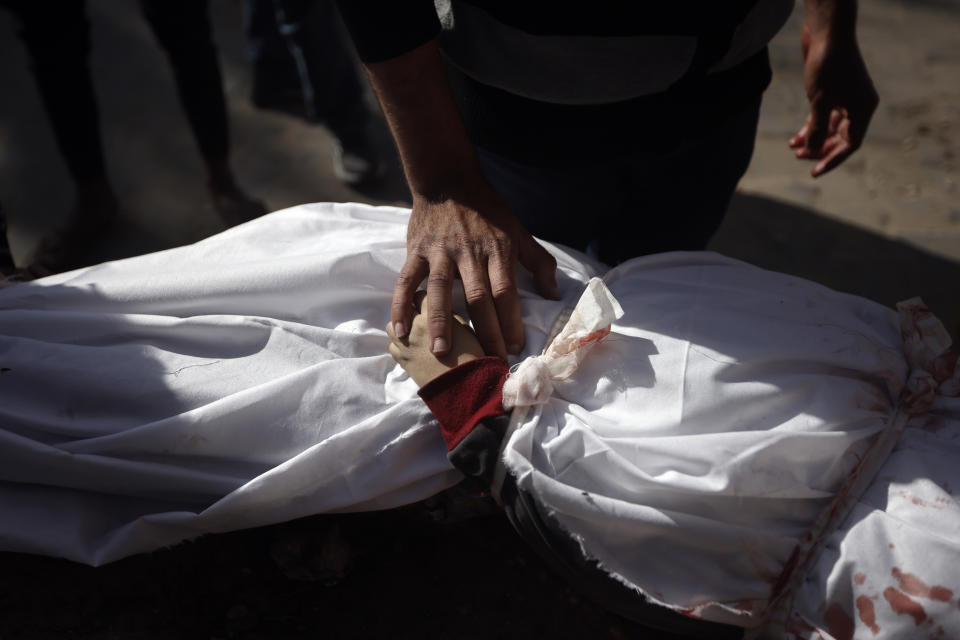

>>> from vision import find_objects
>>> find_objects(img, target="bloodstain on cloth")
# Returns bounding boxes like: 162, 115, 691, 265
856, 595, 881, 636
883, 587, 927, 625
824, 602, 854, 640
892, 568, 954, 602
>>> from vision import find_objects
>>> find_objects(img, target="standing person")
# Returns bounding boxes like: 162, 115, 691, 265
1, 0, 120, 274
0, 0, 266, 274
244, 0, 382, 185
139, 0, 267, 225
334, 1, 878, 362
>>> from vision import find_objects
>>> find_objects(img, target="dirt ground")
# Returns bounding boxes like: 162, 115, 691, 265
0, 1, 958, 638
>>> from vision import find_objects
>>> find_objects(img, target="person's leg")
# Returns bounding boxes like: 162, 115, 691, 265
242, 0, 302, 111
7, 0, 118, 274
140, 0, 228, 167
0, 201, 16, 276
476, 147, 624, 257
140, 0, 266, 226
12, 1, 107, 186
594, 95, 762, 265
272, 0, 380, 184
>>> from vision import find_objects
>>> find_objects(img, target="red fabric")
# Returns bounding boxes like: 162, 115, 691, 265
418, 356, 510, 451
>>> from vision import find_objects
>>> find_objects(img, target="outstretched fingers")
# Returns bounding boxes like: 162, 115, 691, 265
487, 249, 524, 355
391, 255, 428, 341
425, 252, 455, 355
802, 98, 834, 158
460, 256, 507, 359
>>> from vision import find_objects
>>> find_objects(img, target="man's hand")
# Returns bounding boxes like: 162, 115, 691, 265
392, 183, 558, 360
362, 39, 558, 357
789, 1, 878, 178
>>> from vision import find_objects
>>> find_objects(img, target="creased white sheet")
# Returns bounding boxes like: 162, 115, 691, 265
1, 203, 957, 637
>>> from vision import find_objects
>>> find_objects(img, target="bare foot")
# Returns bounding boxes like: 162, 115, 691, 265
386, 291, 486, 386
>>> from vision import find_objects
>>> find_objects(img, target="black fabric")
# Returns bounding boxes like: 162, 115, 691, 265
446, 414, 510, 486
335, 0, 441, 63
335, 1, 768, 166
448, 48, 771, 168
0, 202, 14, 274
335, 1, 760, 62
476, 94, 762, 263
2, 0, 108, 182
449, 1, 757, 36
141, 0, 230, 162
272, 0, 369, 133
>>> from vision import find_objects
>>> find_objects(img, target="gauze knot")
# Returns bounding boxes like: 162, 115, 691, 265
502, 357, 553, 409
501, 277, 624, 410
897, 297, 960, 414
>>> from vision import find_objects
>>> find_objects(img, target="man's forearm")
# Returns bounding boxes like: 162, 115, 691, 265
803, 0, 857, 37
364, 40, 484, 202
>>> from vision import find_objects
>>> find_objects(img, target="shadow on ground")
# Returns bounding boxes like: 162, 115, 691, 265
715, 193, 959, 340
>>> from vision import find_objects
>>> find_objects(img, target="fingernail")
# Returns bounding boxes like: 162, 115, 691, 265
394, 322, 406, 338
508, 343, 522, 355
432, 337, 448, 354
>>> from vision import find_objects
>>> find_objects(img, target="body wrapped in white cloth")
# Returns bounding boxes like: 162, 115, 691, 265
0, 203, 957, 638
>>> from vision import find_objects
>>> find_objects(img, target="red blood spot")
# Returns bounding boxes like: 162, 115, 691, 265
889, 543, 895, 549
854, 573, 867, 585
883, 587, 927, 625
825, 602, 854, 640
892, 568, 955, 602
922, 416, 947, 433
856, 595, 881, 636
930, 586, 953, 602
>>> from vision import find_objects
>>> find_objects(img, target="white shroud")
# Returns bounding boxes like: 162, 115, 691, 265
0, 203, 957, 638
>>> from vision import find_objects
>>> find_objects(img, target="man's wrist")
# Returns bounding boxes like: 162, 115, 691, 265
408, 160, 487, 205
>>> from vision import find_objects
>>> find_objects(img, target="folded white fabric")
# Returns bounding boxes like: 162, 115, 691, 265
0, 202, 956, 638
0, 203, 595, 565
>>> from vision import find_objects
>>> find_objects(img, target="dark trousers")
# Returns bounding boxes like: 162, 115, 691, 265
0, 202, 14, 273
244, 0, 368, 136
2, 0, 230, 183
140, 0, 229, 164
478, 95, 762, 266
2, 0, 105, 182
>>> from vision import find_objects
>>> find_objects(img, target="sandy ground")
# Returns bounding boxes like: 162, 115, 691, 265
0, 1, 957, 638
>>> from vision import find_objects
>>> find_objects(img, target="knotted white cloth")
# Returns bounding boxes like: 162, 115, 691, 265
501, 277, 623, 410
897, 297, 960, 413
